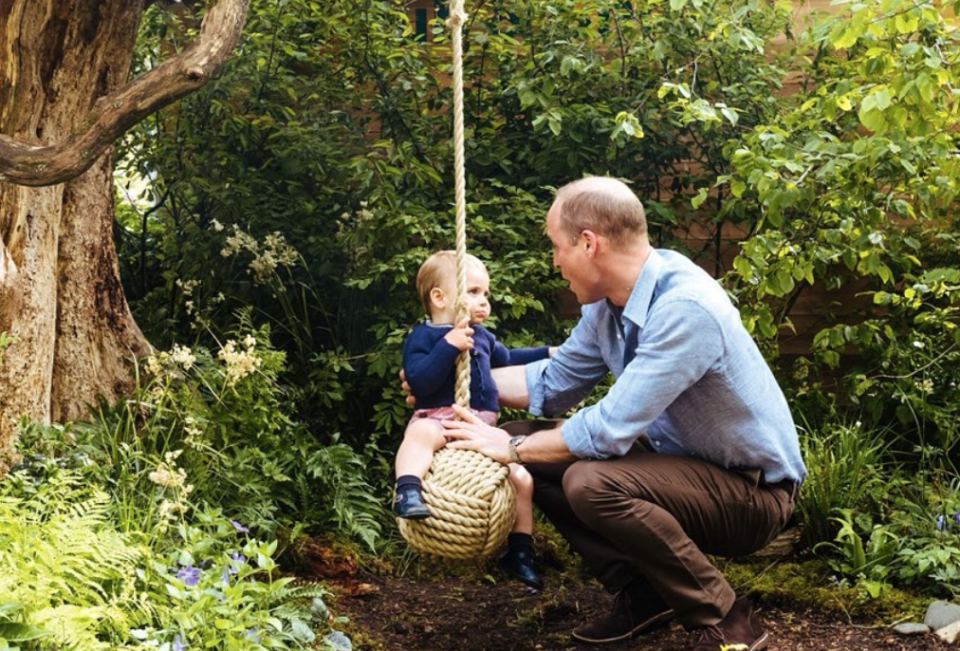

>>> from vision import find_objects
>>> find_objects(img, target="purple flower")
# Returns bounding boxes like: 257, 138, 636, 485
231, 551, 246, 564
230, 520, 249, 533
244, 628, 261, 643
220, 567, 230, 584
176, 565, 201, 587
953, 511, 960, 525
937, 514, 947, 531
173, 634, 188, 651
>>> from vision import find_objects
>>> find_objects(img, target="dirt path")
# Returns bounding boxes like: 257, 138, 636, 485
332, 574, 948, 651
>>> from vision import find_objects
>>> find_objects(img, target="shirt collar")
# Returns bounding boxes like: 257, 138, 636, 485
616, 248, 663, 330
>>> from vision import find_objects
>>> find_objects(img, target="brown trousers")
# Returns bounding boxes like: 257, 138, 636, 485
504, 421, 795, 628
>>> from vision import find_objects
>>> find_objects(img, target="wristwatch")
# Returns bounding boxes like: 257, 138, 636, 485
507, 435, 527, 465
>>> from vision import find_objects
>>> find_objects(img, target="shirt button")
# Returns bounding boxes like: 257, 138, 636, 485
654, 440, 662, 447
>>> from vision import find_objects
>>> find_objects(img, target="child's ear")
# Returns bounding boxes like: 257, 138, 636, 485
430, 287, 446, 309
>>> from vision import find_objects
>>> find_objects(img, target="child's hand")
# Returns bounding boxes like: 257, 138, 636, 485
444, 318, 474, 351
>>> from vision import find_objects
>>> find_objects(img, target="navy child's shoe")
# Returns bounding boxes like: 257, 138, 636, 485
499, 548, 543, 590
392, 484, 431, 519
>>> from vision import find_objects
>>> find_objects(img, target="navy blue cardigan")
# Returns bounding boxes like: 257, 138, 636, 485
402, 321, 550, 412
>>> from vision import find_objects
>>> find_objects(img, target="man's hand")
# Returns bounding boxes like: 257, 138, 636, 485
444, 318, 474, 351
442, 404, 511, 464
399, 369, 415, 406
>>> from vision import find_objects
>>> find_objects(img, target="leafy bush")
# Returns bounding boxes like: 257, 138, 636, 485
0, 467, 350, 650
14, 324, 383, 550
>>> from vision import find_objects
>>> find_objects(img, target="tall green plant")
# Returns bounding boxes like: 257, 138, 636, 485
796, 419, 888, 548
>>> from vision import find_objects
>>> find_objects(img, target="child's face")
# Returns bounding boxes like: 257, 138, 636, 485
464, 263, 491, 325
431, 262, 492, 325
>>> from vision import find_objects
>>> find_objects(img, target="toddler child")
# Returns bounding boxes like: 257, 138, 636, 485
394, 250, 550, 589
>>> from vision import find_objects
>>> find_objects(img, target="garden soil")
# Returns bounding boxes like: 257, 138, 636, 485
324, 568, 949, 651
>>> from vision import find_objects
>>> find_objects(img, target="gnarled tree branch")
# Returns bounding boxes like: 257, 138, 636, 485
0, 0, 249, 187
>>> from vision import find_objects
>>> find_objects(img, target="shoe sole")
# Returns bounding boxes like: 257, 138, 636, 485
507, 572, 543, 591
394, 510, 431, 520
571, 608, 675, 644
749, 631, 770, 651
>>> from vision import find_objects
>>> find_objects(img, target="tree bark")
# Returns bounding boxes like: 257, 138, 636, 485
0, 0, 248, 467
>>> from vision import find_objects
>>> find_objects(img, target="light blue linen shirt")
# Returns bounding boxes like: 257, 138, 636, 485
526, 248, 807, 485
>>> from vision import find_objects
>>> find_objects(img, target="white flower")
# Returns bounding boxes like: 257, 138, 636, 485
913, 341, 925, 349
169, 344, 196, 371
218, 339, 263, 385
176, 278, 199, 296
145, 355, 163, 376
149, 461, 186, 489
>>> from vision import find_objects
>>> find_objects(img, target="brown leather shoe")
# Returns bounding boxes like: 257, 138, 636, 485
572, 583, 674, 644
690, 596, 769, 651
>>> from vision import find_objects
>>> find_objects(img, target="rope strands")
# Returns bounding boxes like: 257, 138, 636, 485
397, 449, 517, 559
449, 0, 471, 413
396, 0, 517, 560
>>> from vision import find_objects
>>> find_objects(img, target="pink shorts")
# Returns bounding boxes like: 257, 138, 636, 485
410, 406, 498, 427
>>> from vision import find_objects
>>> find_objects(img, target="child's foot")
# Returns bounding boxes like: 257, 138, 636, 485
392, 484, 431, 519
499, 548, 543, 590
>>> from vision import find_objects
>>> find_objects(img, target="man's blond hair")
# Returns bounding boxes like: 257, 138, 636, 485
555, 177, 647, 249
416, 250, 485, 316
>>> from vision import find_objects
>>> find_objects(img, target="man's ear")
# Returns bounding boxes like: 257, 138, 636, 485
581, 229, 600, 257
430, 287, 447, 309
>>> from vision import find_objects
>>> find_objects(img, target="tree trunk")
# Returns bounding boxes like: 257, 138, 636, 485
0, 0, 247, 468
0, 1, 150, 466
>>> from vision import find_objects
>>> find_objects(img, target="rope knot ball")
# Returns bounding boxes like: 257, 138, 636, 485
398, 448, 516, 559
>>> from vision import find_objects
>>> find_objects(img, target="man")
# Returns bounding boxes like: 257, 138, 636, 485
441, 176, 806, 651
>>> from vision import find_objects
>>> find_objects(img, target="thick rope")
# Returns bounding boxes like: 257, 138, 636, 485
449, 0, 471, 411
397, 448, 516, 559
396, 1, 516, 561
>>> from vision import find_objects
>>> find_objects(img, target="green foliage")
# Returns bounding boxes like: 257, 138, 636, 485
721, 0, 960, 430
14, 324, 384, 551
814, 509, 900, 598
0, 473, 141, 650
796, 419, 888, 548
0, 602, 50, 650
887, 479, 960, 595
0, 465, 351, 650
719, 557, 928, 620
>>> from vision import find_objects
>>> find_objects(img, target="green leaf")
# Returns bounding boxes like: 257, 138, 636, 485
858, 107, 887, 133
0, 624, 49, 643
894, 12, 918, 34
720, 106, 739, 125
832, 24, 861, 49
691, 187, 709, 209
670, 0, 689, 10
